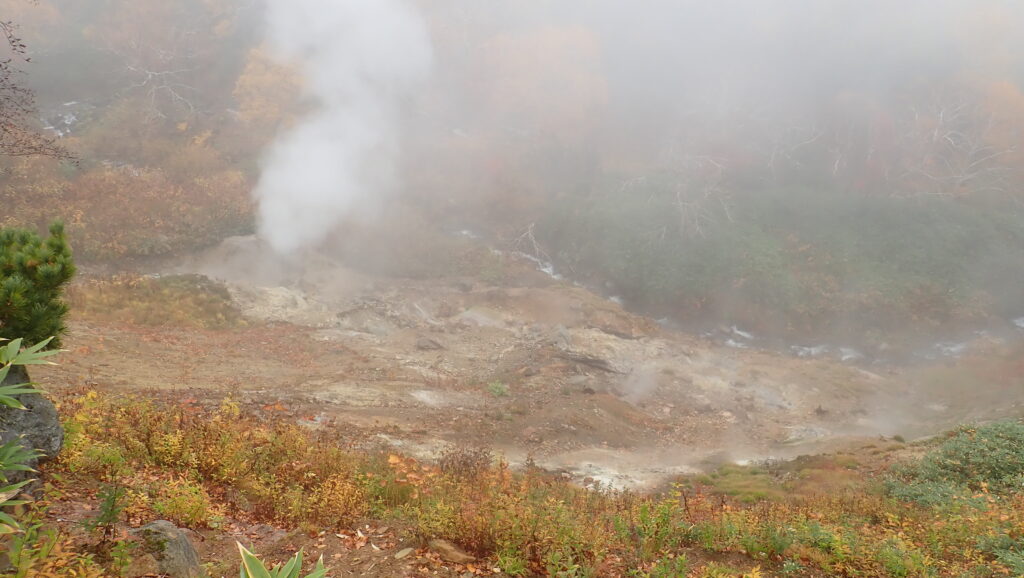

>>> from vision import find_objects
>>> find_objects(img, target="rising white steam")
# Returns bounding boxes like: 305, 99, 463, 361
254, 0, 433, 254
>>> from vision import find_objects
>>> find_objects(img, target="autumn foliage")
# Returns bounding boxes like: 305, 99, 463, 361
42, 391, 1024, 576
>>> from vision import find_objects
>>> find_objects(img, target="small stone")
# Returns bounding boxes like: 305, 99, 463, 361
0, 366, 64, 484
429, 538, 474, 564
416, 336, 445, 351
394, 547, 414, 560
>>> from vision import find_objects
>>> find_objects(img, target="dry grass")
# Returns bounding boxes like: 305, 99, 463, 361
36, 390, 1024, 576
66, 274, 245, 329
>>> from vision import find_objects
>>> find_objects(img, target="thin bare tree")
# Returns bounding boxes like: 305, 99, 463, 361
0, 18, 72, 161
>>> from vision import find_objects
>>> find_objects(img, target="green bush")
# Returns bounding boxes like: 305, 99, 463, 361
887, 421, 1024, 506
0, 222, 76, 348
977, 533, 1024, 575
539, 182, 1024, 336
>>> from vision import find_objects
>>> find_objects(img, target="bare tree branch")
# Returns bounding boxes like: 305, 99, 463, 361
0, 18, 73, 161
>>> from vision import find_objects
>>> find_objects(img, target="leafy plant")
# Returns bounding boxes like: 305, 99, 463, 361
4, 499, 104, 577
978, 533, 1024, 575
82, 484, 127, 541
540, 184, 1024, 340
237, 543, 327, 578
153, 478, 217, 527
0, 437, 41, 534
0, 335, 58, 535
487, 380, 510, 398
0, 336, 59, 409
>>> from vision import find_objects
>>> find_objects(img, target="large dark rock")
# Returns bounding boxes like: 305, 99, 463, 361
0, 365, 64, 482
132, 520, 206, 578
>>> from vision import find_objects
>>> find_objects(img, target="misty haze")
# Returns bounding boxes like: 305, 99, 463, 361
1, 1, 1024, 576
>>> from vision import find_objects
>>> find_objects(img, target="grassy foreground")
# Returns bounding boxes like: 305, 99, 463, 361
6, 391, 1024, 577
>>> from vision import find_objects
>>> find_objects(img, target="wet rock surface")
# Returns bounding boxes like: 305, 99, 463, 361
0, 366, 64, 482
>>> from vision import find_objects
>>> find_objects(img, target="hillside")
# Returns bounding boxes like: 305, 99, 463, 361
5, 236, 1021, 576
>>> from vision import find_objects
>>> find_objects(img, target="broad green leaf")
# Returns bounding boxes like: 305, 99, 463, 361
308, 558, 327, 578
0, 385, 40, 396
278, 553, 300, 578
21, 337, 53, 356
3, 338, 23, 363
238, 543, 274, 578
0, 397, 26, 410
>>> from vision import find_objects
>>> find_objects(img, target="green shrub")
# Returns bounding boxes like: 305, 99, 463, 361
152, 478, 216, 527
887, 421, 1024, 506
0, 222, 76, 348
977, 533, 1024, 575
539, 183, 1024, 336
487, 380, 510, 398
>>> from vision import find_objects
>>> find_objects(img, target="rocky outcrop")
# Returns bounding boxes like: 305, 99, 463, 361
0, 365, 64, 482
131, 520, 205, 578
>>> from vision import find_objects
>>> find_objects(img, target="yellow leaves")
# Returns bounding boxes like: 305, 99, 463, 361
218, 397, 241, 419
310, 473, 367, 527
49, 390, 1024, 577
233, 47, 303, 130
153, 477, 220, 527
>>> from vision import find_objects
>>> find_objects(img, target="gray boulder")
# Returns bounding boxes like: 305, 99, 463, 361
132, 520, 206, 578
0, 366, 64, 483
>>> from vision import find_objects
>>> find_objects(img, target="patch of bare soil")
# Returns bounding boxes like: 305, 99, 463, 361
37, 236, 1024, 490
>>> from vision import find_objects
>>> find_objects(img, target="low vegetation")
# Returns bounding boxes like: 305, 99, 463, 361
541, 184, 1024, 340
886, 422, 1024, 506
66, 274, 245, 329
5, 390, 1018, 576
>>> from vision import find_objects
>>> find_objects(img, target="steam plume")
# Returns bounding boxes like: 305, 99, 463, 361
254, 0, 433, 254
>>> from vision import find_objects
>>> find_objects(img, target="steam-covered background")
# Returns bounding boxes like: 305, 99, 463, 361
4, 0, 1024, 348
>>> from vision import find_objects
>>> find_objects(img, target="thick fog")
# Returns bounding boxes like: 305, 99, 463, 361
235, 1, 1024, 253
5, 0, 1024, 344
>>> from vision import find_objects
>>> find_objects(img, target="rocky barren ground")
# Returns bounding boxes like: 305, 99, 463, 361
34, 236, 1024, 492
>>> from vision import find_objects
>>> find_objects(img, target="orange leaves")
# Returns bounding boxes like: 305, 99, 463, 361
262, 401, 287, 412
387, 454, 440, 499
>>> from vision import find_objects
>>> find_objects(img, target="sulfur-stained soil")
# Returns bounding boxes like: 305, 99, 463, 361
35, 236, 1024, 491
